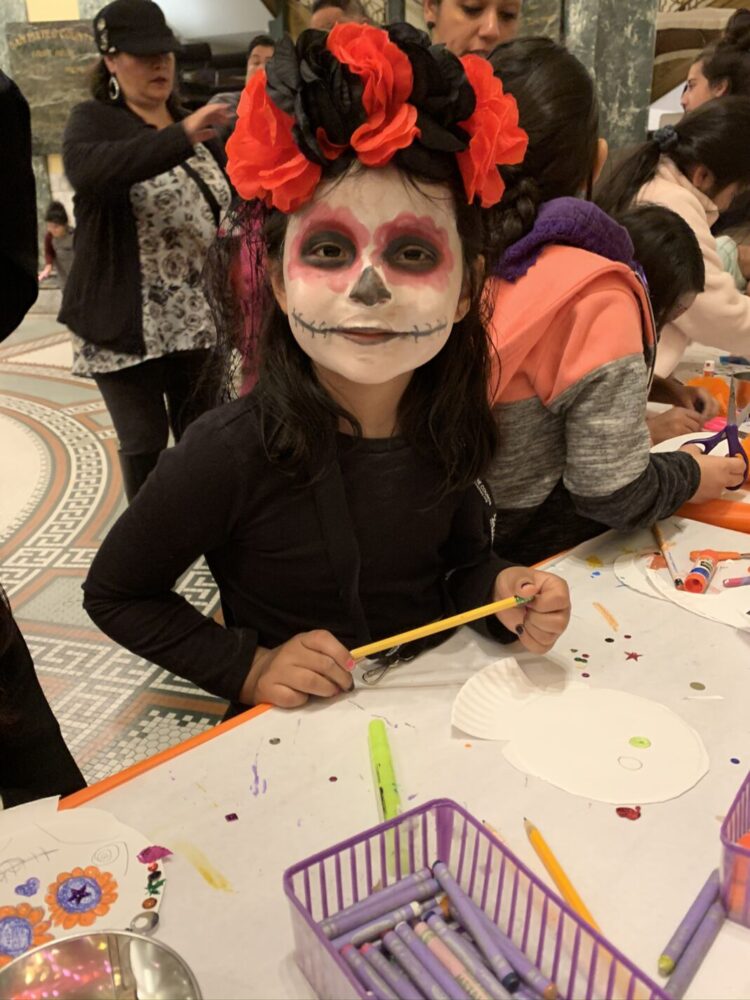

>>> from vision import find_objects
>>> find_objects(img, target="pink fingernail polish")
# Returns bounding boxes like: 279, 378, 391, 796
346, 658, 356, 670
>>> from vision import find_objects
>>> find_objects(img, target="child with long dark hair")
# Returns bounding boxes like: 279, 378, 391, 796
484, 38, 744, 567
83, 24, 571, 713
596, 97, 750, 376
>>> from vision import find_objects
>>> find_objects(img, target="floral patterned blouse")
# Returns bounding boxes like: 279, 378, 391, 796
71, 143, 231, 377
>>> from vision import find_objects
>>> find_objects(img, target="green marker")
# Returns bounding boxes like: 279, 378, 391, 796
368, 719, 402, 822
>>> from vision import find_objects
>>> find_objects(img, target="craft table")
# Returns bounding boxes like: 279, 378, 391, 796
62, 527, 750, 1000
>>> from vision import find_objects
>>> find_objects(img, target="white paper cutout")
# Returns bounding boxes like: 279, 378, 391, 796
502, 688, 710, 804
0, 807, 165, 969
451, 657, 578, 740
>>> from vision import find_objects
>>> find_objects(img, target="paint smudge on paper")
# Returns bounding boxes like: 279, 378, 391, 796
225, 813, 239, 822
586, 555, 603, 569
329, 776, 338, 782
173, 842, 233, 892
581, 673, 590, 678
629, 737, 651, 749
649, 554, 667, 571
605, 637, 615, 644
137, 846, 172, 865
591, 571, 601, 578
623, 634, 632, 639
251, 758, 267, 797
574, 657, 587, 663
731, 757, 741, 765
625, 651, 642, 661
14, 879, 39, 898
269, 738, 281, 745
407, 794, 418, 801
615, 806, 642, 821
593, 602, 619, 631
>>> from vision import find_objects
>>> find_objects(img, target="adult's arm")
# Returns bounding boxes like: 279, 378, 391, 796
0, 71, 38, 340
63, 101, 194, 196
83, 414, 257, 702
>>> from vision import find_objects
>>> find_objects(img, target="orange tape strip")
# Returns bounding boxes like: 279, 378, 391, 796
60, 703, 271, 809
677, 500, 750, 535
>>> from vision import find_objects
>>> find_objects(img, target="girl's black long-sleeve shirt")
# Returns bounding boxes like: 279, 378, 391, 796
83, 394, 512, 704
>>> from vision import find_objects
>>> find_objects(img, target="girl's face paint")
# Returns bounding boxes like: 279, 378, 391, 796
276, 166, 467, 386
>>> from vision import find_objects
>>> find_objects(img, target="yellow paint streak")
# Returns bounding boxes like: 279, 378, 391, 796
585, 555, 603, 568
173, 841, 233, 892
592, 602, 619, 632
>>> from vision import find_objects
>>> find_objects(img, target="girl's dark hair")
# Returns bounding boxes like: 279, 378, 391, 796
89, 57, 183, 117
45, 200, 68, 225
596, 96, 750, 217
702, 13, 750, 97
206, 167, 501, 495
487, 37, 600, 249
616, 204, 705, 331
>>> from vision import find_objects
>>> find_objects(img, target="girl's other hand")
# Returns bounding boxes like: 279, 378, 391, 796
647, 406, 704, 445
494, 566, 571, 653
682, 448, 747, 502
183, 103, 233, 145
241, 630, 354, 708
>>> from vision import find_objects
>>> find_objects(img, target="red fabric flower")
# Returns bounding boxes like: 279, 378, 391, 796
326, 22, 419, 167
456, 55, 528, 208
227, 71, 321, 213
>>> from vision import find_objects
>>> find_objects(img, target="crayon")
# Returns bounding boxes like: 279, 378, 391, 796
664, 901, 725, 999
383, 928, 451, 999
451, 903, 558, 1000
722, 576, 750, 588
426, 913, 510, 1000
330, 897, 440, 949
361, 942, 424, 1000
341, 943, 398, 1000
414, 921, 492, 1000
432, 862, 520, 992
319, 869, 438, 938
395, 921, 471, 998
658, 869, 720, 976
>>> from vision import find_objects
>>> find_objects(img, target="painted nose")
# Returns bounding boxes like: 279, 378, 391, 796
349, 266, 392, 306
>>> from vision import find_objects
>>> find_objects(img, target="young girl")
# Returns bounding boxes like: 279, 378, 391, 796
596, 97, 750, 376
83, 23, 570, 713
484, 38, 744, 567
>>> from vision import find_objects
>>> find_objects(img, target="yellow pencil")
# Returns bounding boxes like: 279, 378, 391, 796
524, 818, 601, 932
350, 594, 533, 661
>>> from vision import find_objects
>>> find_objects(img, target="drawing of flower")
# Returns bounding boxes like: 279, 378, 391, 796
0, 903, 53, 968
46, 866, 118, 930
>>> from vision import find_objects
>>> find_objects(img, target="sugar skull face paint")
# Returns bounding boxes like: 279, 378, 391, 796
276, 166, 467, 385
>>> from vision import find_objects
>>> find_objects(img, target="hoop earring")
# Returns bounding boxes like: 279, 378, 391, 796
108, 74, 120, 101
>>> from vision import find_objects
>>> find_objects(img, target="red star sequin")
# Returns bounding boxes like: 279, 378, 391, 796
625, 651, 642, 661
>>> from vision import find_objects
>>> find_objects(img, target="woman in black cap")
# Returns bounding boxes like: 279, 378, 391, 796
60, 0, 233, 501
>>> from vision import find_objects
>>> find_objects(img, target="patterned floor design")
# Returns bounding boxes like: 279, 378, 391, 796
1, 315, 226, 786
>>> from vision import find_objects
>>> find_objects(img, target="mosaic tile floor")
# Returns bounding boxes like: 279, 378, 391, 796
0, 316, 226, 786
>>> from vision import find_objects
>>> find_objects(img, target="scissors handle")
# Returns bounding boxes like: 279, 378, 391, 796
683, 431, 725, 455
724, 426, 750, 490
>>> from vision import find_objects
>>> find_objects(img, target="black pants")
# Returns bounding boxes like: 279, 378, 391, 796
94, 349, 218, 455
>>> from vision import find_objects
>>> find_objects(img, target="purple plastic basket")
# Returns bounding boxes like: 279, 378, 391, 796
283, 798, 668, 1000
720, 770, 750, 927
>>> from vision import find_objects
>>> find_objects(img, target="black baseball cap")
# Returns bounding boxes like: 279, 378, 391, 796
93, 0, 181, 56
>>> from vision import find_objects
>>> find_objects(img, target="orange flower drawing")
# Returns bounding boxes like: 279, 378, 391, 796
46, 866, 118, 930
0, 902, 53, 968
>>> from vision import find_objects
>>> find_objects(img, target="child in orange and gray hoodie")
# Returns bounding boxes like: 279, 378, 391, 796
486, 38, 744, 567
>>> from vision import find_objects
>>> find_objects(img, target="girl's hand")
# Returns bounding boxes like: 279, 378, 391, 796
38, 264, 52, 281
241, 630, 354, 708
647, 406, 704, 444
494, 566, 571, 654
682, 448, 747, 502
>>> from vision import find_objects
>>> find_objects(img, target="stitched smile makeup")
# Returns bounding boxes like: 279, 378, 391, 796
282, 165, 466, 385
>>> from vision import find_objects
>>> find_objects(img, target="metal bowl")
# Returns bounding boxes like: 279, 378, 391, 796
0, 929, 202, 999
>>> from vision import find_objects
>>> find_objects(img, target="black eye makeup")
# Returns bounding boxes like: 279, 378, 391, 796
384, 236, 442, 271
299, 229, 357, 269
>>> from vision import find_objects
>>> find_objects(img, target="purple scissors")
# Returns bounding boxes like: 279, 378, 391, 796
684, 377, 750, 490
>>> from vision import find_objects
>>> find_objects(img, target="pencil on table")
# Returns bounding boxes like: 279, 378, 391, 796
523, 818, 601, 932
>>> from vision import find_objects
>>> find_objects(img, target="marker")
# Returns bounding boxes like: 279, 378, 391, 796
432, 862, 520, 992
361, 942, 424, 1000
319, 871, 438, 939
664, 901, 725, 999
368, 720, 402, 822
652, 523, 683, 590
658, 869, 720, 976
723, 576, 750, 588
341, 943, 398, 1000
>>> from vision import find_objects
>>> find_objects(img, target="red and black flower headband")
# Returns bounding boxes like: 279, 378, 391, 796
226, 23, 528, 213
